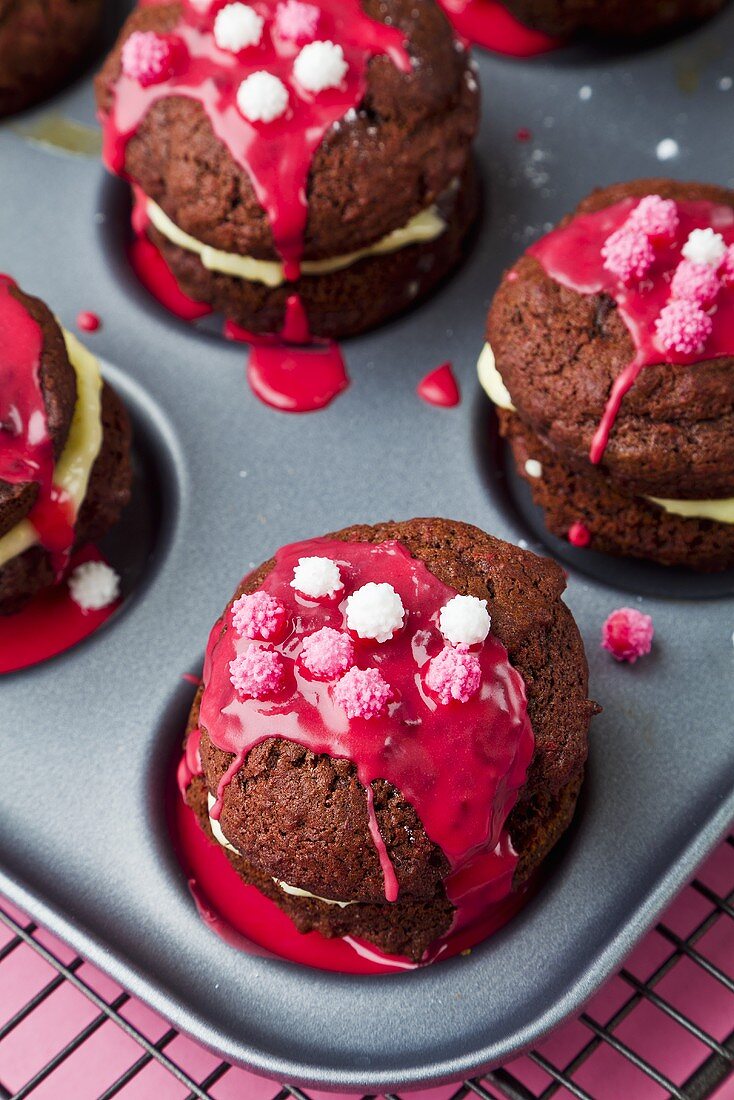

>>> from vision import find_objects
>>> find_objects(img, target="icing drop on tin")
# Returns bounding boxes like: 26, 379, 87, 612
417, 361, 461, 407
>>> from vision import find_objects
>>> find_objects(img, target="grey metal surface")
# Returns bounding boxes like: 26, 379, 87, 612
1, 4, 734, 1091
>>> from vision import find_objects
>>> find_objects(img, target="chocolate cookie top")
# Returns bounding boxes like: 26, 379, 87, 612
95, 0, 479, 263
0, 278, 76, 538
190, 518, 594, 915
487, 179, 734, 499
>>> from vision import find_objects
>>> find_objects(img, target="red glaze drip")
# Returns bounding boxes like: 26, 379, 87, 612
76, 311, 101, 332
224, 292, 349, 412
128, 235, 214, 321
528, 199, 734, 463
0, 274, 76, 575
439, 0, 560, 56
198, 537, 534, 955
568, 521, 591, 548
174, 772, 533, 972
246, 342, 349, 411
417, 361, 461, 407
101, 1, 410, 275
516, 127, 532, 142
0, 545, 119, 674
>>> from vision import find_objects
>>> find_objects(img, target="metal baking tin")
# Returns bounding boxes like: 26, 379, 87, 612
1, 3, 733, 1089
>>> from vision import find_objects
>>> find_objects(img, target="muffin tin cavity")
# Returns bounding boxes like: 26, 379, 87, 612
93, 361, 180, 613
473, 396, 734, 600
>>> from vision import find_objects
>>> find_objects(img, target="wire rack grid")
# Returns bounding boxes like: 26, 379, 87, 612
0, 835, 731, 1100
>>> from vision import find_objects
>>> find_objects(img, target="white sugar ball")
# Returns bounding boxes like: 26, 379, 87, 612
439, 594, 491, 647
214, 3, 264, 51
345, 582, 405, 643
293, 40, 348, 93
291, 556, 343, 599
236, 71, 289, 122
524, 459, 543, 479
682, 228, 727, 267
68, 561, 120, 611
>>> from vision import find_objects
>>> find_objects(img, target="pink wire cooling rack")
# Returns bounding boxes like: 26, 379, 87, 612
0, 835, 732, 1100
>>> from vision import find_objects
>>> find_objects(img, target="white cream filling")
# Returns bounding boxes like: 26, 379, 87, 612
646, 496, 734, 524
0, 330, 103, 569
147, 197, 447, 289
477, 345, 734, 526
477, 342, 515, 410
206, 794, 355, 907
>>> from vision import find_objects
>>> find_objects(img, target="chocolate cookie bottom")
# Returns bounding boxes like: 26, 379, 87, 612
500, 409, 734, 572
147, 163, 480, 340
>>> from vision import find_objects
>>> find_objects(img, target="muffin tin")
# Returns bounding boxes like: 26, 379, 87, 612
2, 1, 734, 1090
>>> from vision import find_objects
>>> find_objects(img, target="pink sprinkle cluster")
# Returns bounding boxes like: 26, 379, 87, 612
425, 646, 481, 705
229, 647, 285, 698
121, 31, 180, 86
274, 0, 320, 41
301, 627, 354, 680
628, 195, 679, 242
670, 259, 721, 308
601, 607, 654, 663
333, 666, 392, 720
601, 227, 654, 284
655, 298, 713, 356
231, 591, 287, 641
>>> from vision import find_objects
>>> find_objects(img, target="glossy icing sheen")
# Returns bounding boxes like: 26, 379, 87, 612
197, 537, 534, 956
101, 0, 410, 278
528, 199, 734, 463
439, 0, 559, 55
0, 275, 76, 576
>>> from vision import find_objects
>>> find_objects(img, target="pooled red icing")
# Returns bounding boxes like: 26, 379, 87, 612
0, 545, 119, 674
568, 521, 591, 548
246, 340, 349, 412
439, 0, 559, 56
101, 0, 410, 277
528, 198, 734, 463
0, 274, 76, 577
173, 789, 532, 972
196, 537, 534, 959
417, 362, 461, 407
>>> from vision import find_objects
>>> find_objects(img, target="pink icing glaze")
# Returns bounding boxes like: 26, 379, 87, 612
101, 0, 410, 278
416, 361, 461, 407
198, 537, 535, 954
528, 197, 734, 463
0, 545, 119, 675
229, 646, 286, 698
0, 274, 76, 577
300, 625, 354, 678
601, 607, 654, 663
231, 590, 287, 640
438, 0, 560, 56
425, 644, 481, 704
